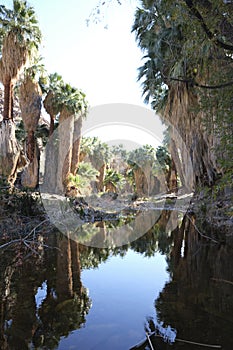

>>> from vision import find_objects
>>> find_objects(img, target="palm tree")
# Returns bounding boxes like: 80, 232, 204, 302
42, 75, 88, 194
104, 168, 125, 193
43, 80, 88, 194
79, 136, 97, 162
42, 73, 64, 193
132, 0, 230, 189
43, 73, 64, 136
0, 0, 41, 183
88, 139, 111, 192
77, 137, 111, 193
128, 145, 157, 197
57, 83, 88, 193
19, 64, 42, 188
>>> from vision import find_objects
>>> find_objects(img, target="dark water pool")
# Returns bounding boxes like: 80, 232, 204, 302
1, 210, 233, 350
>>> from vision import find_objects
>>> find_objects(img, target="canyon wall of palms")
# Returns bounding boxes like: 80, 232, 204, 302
133, 0, 233, 192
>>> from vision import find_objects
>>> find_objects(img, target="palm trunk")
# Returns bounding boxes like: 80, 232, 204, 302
8, 266, 37, 349
56, 235, 73, 300
0, 120, 22, 184
56, 108, 74, 193
134, 168, 148, 196
97, 163, 106, 192
170, 138, 185, 189
164, 83, 217, 188
169, 159, 178, 193
3, 78, 13, 121
27, 130, 35, 162
70, 240, 82, 293
71, 115, 82, 175
19, 76, 42, 189
49, 115, 55, 136
43, 136, 58, 193
21, 137, 39, 189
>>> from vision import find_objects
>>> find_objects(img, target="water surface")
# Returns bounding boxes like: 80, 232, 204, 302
0, 210, 233, 349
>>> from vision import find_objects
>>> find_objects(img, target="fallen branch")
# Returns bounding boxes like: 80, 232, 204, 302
0, 239, 22, 250
0, 219, 52, 254
130, 332, 221, 350
24, 219, 49, 240
23, 240, 41, 256
186, 214, 220, 244
175, 337, 221, 348
24, 239, 61, 251
146, 332, 155, 350
211, 277, 233, 286
154, 333, 221, 349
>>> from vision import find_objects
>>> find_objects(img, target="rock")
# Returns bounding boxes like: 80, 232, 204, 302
74, 196, 88, 207
101, 192, 118, 200
131, 193, 138, 201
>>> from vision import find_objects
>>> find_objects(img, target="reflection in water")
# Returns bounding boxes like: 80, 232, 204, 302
153, 215, 233, 350
0, 234, 91, 350
0, 210, 233, 349
131, 215, 233, 350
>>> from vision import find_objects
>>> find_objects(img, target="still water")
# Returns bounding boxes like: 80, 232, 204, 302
0, 210, 233, 350
58, 250, 168, 350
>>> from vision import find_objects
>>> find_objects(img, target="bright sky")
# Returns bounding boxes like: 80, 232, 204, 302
2, 0, 165, 147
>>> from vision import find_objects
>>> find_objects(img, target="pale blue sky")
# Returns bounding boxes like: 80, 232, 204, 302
27, 0, 146, 106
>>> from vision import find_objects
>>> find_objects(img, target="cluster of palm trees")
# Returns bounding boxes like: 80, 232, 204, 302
0, 0, 180, 197
0, 0, 88, 192
77, 137, 176, 196
132, 0, 233, 189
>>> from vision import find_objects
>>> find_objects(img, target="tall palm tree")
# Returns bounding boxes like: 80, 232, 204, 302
19, 64, 42, 188
132, 0, 232, 189
43, 73, 64, 136
43, 79, 88, 194
42, 73, 64, 193
0, 0, 41, 183
57, 83, 88, 193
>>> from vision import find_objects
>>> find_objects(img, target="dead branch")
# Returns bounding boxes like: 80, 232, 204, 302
23, 219, 49, 240
0, 239, 22, 250
211, 277, 233, 286
146, 332, 155, 350
186, 214, 220, 244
